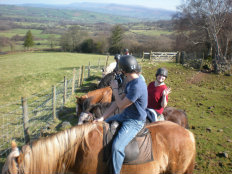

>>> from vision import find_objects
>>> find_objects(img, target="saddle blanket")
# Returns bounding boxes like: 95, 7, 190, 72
103, 122, 153, 165
146, 108, 165, 123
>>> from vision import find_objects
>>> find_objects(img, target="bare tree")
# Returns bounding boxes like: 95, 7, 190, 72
174, 0, 232, 59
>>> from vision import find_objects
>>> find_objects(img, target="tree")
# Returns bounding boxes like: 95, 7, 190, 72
108, 25, 124, 54
174, 0, 232, 72
23, 30, 34, 49
174, 0, 232, 56
80, 39, 96, 53
60, 26, 88, 52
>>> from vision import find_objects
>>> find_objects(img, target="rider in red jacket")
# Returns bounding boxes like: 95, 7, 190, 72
147, 68, 171, 119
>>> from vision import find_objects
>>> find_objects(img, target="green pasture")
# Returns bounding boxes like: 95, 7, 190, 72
0, 28, 60, 39
128, 29, 172, 36
0, 52, 112, 105
0, 28, 61, 52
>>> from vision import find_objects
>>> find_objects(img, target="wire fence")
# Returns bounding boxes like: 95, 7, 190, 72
0, 56, 109, 157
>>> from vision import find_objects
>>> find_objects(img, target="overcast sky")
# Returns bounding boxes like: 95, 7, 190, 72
0, 0, 182, 11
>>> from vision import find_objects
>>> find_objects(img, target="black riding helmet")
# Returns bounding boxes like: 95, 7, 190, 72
119, 55, 140, 73
156, 68, 168, 78
114, 54, 121, 61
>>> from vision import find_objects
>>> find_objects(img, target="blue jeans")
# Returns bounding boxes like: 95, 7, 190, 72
106, 114, 145, 174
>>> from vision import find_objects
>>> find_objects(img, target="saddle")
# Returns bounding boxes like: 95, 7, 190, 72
103, 121, 153, 165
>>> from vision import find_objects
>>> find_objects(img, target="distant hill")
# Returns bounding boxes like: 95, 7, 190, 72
19, 2, 175, 21
0, 5, 141, 24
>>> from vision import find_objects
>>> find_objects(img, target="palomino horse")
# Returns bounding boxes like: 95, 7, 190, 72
2, 121, 196, 174
77, 101, 189, 128
76, 86, 112, 117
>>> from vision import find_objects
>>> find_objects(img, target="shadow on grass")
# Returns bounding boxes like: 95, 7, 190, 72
75, 75, 101, 93
59, 66, 103, 71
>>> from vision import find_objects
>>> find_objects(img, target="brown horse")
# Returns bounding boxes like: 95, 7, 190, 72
76, 86, 112, 117
163, 107, 189, 128
2, 121, 196, 174
77, 101, 189, 128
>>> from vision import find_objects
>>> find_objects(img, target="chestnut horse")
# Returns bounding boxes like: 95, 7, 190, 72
163, 107, 189, 128
76, 86, 112, 117
2, 122, 196, 174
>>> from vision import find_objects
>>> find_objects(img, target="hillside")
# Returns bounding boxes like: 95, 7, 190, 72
22, 2, 175, 21
0, 3, 175, 24
0, 5, 141, 24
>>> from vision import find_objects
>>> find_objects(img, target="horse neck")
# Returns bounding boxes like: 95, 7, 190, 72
19, 124, 97, 174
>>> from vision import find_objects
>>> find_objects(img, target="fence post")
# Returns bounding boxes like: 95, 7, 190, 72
80, 65, 85, 86
21, 97, 30, 143
63, 76, 67, 105
52, 85, 57, 120
142, 51, 144, 60
72, 68, 76, 94
98, 58, 100, 69
105, 55, 109, 70
200, 52, 204, 71
180, 51, 185, 65
88, 61, 90, 78
78, 66, 81, 87
176, 51, 180, 63
150, 51, 152, 61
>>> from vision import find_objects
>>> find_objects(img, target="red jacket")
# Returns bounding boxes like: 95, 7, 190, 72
147, 81, 168, 114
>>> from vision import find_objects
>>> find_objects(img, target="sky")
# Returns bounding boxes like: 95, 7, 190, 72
0, 0, 182, 11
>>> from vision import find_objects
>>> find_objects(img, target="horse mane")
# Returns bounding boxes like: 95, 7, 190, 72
98, 72, 115, 89
89, 102, 112, 118
16, 123, 97, 174
82, 97, 93, 112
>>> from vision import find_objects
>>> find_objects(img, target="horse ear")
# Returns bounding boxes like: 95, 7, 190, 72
11, 141, 17, 149
81, 95, 88, 100
76, 97, 80, 103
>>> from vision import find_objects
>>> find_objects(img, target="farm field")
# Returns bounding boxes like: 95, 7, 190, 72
128, 29, 172, 36
0, 52, 232, 173
0, 52, 110, 105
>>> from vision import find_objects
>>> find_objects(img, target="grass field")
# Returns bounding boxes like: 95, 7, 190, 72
0, 52, 112, 105
128, 29, 172, 36
0, 52, 231, 173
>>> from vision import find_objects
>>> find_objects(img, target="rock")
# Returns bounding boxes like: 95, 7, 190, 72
206, 127, 212, 132
227, 139, 232, 143
217, 129, 223, 132
220, 152, 229, 158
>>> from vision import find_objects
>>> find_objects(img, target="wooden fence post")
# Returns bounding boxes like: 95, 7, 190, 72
180, 51, 185, 65
105, 55, 109, 70
72, 68, 76, 94
80, 65, 85, 86
78, 66, 81, 87
21, 97, 30, 143
63, 76, 67, 105
98, 58, 100, 69
88, 61, 90, 78
52, 85, 56, 120
200, 52, 204, 71
150, 51, 152, 61
176, 51, 180, 63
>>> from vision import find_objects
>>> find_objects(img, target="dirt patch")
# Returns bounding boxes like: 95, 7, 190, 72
188, 71, 208, 84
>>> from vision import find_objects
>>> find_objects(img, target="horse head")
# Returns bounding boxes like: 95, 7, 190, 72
76, 95, 89, 116
2, 141, 23, 174
77, 102, 112, 125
